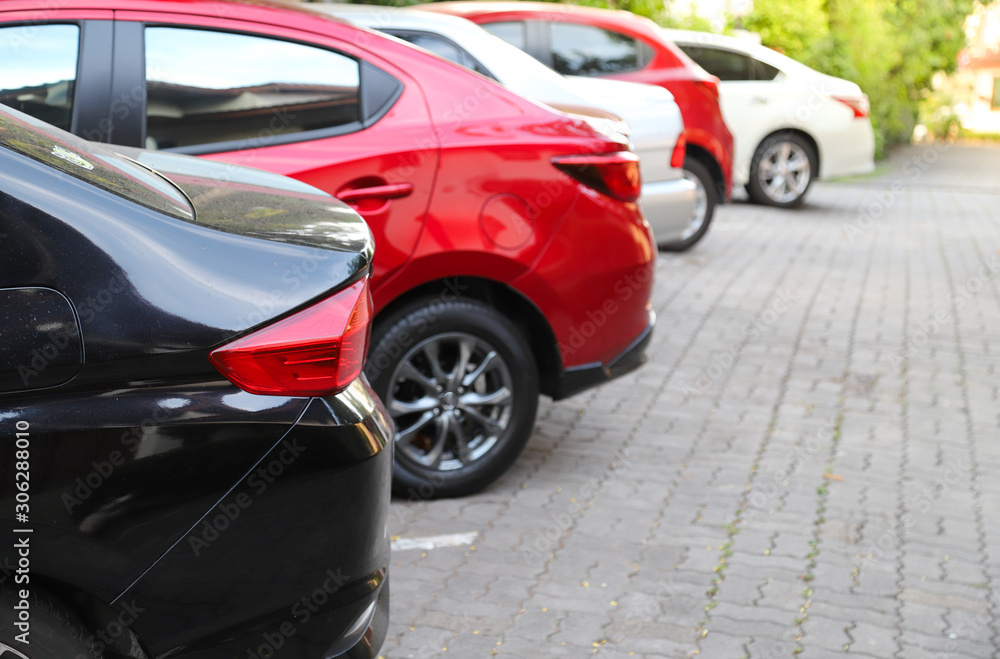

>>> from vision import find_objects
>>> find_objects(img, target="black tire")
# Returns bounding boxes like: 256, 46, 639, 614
660, 157, 716, 252
0, 587, 101, 659
366, 297, 539, 499
746, 132, 817, 208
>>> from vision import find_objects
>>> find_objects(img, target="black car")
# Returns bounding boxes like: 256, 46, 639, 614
0, 106, 391, 658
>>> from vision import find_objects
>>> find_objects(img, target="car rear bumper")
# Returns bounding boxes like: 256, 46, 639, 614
819, 119, 876, 180
118, 378, 394, 658
552, 310, 655, 400
640, 177, 697, 246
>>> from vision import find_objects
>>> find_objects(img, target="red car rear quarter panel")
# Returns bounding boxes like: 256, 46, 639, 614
413, 62, 652, 367
515, 190, 655, 368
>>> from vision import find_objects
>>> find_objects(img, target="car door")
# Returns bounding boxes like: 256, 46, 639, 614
111, 11, 439, 292
676, 43, 787, 181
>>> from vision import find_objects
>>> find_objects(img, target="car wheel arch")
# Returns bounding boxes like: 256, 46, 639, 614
683, 143, 726, 203
372, 275, 562, 398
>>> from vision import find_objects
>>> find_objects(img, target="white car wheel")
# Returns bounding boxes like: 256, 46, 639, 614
748, 133, 816, 208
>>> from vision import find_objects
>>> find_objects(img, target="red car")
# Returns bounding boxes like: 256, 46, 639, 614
0, 0, 655, 499
418, 1, 735, 228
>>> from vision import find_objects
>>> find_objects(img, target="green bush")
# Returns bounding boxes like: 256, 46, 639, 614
742, 0, 976, 157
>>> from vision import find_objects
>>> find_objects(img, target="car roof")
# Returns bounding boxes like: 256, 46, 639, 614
315, 4, 491, 35
0, 0, 354, 36
418, 1, 658, 26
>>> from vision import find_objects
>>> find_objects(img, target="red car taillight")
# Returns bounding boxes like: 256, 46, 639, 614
209, 278, 372, 397
833, 95, 870, 119
552, 151, 642, 203
670, 133, 687, 169
697, 77, 720, 100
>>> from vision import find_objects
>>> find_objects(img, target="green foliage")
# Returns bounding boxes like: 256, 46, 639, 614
660, 7, 718, 32
740, 0, 829, 63
741, 0, 977, 156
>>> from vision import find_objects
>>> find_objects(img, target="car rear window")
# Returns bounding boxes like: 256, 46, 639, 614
0, 107, 194, 222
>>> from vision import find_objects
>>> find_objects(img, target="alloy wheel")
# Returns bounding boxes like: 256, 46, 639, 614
388, 332, 514, 472
0, 643, 29, 659
757, 140, 811, 204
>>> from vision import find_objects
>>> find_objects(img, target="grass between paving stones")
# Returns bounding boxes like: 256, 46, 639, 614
794, 412, 844, 653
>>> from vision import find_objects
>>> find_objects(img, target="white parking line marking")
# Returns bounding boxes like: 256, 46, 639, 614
391, 532, 478, 552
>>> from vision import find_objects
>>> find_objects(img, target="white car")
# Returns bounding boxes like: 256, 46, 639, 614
321, 6, 708, 250
664, 29, 875, 208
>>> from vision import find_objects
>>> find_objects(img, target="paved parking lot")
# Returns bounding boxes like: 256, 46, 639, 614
380, 143, 1000, 658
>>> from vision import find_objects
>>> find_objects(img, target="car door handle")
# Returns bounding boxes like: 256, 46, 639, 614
337, 183, 414, 204
750, 96, 769, 104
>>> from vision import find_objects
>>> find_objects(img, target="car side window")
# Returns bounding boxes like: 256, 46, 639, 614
678, 45, 752, 81
549, 23, 649, 76
144, 27, 361, 151
482, 21, 527, 51
0, 24, 80, 131
751, 58, 780, 81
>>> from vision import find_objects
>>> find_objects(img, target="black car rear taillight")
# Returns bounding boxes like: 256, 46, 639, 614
209, 278, 372, 397
552, 151, 642, 203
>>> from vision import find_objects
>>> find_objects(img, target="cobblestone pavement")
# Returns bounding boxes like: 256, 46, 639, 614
380, 143, 1000, 658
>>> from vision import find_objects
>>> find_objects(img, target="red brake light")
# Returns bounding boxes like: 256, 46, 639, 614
670, 132, 687, 169
552, 151, 642, 203
209, 278, 372, 397
833, 95, 869, 118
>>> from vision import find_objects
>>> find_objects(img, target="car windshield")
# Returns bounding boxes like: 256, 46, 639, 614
0, 105, 194, 221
